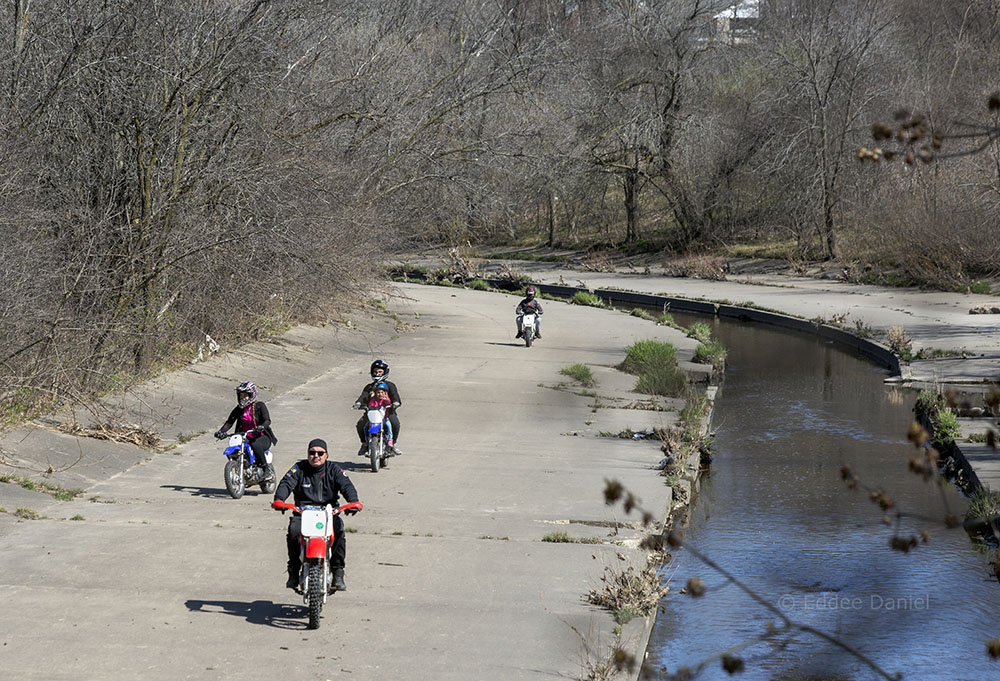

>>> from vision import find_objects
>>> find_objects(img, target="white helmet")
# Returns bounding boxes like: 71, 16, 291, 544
235, 381, 258, 408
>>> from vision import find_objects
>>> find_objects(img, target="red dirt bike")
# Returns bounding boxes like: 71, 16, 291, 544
271, 499, 363, 629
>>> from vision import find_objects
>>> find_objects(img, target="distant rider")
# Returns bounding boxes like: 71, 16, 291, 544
515, 285, 543, 339
214, 381, 277, 479
272, 438, 360, 592
354, 359, 402, 456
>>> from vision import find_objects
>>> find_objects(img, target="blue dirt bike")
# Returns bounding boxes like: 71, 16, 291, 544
216, 432, 275, 498
362, 405, 393, 473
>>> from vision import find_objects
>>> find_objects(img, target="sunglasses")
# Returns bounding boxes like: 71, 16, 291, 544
307, 450, 327, 456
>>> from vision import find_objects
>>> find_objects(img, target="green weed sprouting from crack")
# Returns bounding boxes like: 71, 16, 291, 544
966, 488, 1000, 525
560, 363, 596, 387
694, 341, 727, 372
570, 291, 604, 307
686, 321, 712, 343
622, 340, 686, 397
542, 531, 602, 544
0, 474, 83, 501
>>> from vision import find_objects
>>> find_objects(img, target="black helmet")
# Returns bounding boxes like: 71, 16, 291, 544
525, 285, 536, 299
235, 381, 258, 408
370, 359, 389, 379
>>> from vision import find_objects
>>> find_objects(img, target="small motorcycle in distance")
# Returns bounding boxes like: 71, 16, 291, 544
272, 500, 363, 630
519, 310, 538, 348
216, 432, 275, 499
363, 405, 392, 473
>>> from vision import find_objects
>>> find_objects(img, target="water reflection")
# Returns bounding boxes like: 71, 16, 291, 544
646, 316, 998, 681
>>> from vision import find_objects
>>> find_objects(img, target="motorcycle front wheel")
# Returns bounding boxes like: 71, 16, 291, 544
307, 560, 324, 629
369, 437, 381, 473
224, 459, 245, 499
524, 327, 533, 347
260, 464, 276, 494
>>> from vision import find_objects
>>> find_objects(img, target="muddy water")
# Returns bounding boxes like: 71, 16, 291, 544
645, 315, 1000, 681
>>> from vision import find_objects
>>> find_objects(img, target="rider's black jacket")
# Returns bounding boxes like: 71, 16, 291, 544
219, 401, 278, 444
354, 380, 402, 414
274, 459, 359, 507
516, 297, 543, 315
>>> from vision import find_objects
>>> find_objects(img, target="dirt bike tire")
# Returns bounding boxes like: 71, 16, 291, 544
224, 459, 245, 499
307, 560, 324, 629
260, 464, 276, 494
524, 328, 533, 347
369, 438, 380, 473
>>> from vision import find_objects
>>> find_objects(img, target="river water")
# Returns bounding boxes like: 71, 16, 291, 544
645, 315, 1000, 681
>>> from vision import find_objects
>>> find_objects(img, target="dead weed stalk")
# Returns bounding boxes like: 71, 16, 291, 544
58, 421, 161, 449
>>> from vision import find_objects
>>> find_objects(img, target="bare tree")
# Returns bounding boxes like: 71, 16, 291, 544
763, 0, 894, 259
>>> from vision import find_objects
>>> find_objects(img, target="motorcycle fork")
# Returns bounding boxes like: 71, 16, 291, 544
299, 541, 331, 598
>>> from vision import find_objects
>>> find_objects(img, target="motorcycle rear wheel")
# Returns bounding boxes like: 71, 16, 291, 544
307, 560, 324, 629
369, 437, 381, 473
224, 459, 245, 499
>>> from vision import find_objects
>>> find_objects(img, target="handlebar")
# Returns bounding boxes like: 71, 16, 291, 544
271, 500, 363, 515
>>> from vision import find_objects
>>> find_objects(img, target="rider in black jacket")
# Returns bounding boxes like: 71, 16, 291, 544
515, 285, 543, 339
354, 359, 403, 456
214, 381, 277, 478
272, 438, 360, 592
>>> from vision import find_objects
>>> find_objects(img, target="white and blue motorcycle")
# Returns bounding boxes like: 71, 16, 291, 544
363, 405, 393, 473
217, 432, 275, 498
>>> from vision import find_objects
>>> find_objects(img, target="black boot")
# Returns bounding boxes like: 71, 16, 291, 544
332, 567, 346, 592
286, 563, 299, 590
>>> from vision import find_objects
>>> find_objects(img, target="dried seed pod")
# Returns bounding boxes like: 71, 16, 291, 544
685, 577, 706, 597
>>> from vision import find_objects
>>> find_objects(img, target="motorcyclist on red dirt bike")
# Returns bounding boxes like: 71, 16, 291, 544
272, 438, 360, 592
354, 359, 402, 456
515, 286, 543, 339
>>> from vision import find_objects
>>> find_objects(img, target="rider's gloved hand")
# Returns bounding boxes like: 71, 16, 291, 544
214, 430, 227, 440
392, 402, 400, 409
271, 500, 287, 513
345, 507, 360, 516
353, 402, 362, 410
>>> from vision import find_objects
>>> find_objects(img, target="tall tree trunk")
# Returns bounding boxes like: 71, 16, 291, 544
624, 161, 638, 244
546, 191, 555, 247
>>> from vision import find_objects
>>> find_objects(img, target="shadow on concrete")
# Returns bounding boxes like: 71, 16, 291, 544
160, 484, 266, 498
185, 598, 308, 630
483, 341, 529, 348
334, 459, 381, 473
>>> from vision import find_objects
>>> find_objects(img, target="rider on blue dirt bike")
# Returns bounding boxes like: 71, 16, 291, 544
354, 359, 402, 456
214, 381, 277, 480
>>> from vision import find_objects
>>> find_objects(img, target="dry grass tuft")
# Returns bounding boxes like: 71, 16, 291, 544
662, 255, 727, 280
588, 563, 667, 620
